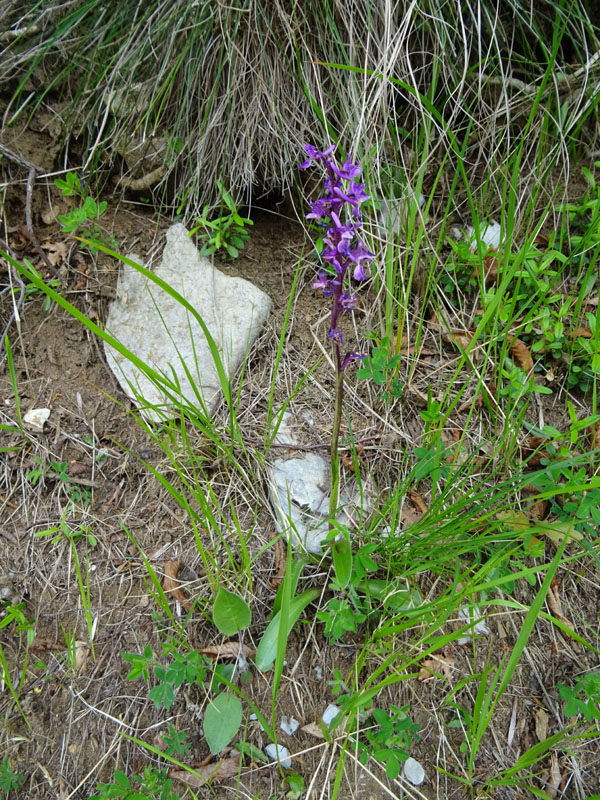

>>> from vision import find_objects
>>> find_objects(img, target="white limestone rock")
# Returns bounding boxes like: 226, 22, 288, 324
403, 757, 426, 786
104, 224, 271, 420
268, 412, 371, 554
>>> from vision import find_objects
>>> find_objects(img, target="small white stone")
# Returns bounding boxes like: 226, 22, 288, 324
265, 743, 291, 768
403, 757, 426, 786
458, 606, 489, 644
313, 665, 323, 681
23, 407, 50, 429
280, 716, 300, 736
465, 220, 502, 252
322, 703, 342, 727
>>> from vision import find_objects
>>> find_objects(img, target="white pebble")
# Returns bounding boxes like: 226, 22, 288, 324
280, 716, 300, 736
265, 743, 291, 768
403, 757, 426, 786
322, 703, 342, 726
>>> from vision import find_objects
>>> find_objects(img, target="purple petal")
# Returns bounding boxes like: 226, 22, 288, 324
353, 262, 367, 281
341, 351, 366, 370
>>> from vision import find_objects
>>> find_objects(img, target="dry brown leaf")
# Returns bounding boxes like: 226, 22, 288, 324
570, 326, 593, 339
450, 332, 473, 352
40, 240, 68, 267
546, 582, 575, 633
520, 436, 550, 467
471, 255, 499, 285
169, 757, 240, 788
163, 560, 192, 611
534, 708, 549, 742
509, 337, 534, 373
418, 654, 456, 681
458, 382, 497, 413
407, 490, 428, 515
301, 721, 326, 739
196, 643, 256, 660
548, 753, 561, 799
527, 499, 548, 521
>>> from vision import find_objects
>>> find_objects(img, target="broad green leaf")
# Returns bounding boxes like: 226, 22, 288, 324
332, 537, 352, 589
255, 588, 319, 672
204, 693, 242, 754
212, 587, 251, 636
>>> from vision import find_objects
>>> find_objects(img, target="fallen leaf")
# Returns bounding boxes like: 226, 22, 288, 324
527, 499, 548, 521
520, 436, 550, 467
570, 327, 593, 339
534, 708, 549, 742
301, 721, 326, 739
546, 581, 575, 634
548, 753, 561, 799
471, 255, 499, 285
535, 521, 583, 545
40, 240, 68, 267
509, 337, 534, 372
196, 642, 255, 660
163, 560, 192, 611
418, 654, 456, 681
169, 757, 240, 788
407, 489, 428, 515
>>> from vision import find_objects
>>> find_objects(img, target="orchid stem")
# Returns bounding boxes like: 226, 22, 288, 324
329, 346, 344, 534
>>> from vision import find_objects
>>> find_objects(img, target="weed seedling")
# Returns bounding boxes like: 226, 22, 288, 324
558, 672, 600, 722
189, 180, 253, 258
54, 172, 117, 253
0, 758, 25, 796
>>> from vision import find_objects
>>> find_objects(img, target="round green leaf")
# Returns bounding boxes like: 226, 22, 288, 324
204, 693, 242, 754
212, 587, 251, 636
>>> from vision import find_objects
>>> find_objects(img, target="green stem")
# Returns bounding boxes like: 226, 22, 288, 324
329, 349, 344, 533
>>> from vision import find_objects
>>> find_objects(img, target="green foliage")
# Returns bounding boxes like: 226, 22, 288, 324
22, 260, 61, 311
35, 514, 97, 547
54, 173, 117, 253
189, 180, 253, 259
0, 758, 25, 796
212, 587, 251, 637
282, 771, 306, 799
254, 588, 319, 673
317, 595, 367, 643
353, 706, 420, 780
203, 692, 243, 755
158, 725, 190, 758
558, 673, 600, 722
356, 335, 403, 403
27, 458, 92, 509
89, 767, 178, 800
0, 602, 35, 647
123, 643, 212, 711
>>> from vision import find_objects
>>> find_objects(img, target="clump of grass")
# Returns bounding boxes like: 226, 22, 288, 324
2, 1, 598, 215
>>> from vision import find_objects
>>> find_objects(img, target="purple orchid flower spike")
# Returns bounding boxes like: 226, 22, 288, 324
301, 143, 372, 366
301, 144, 376, 536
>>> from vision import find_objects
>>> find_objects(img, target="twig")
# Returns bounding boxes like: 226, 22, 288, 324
25, 167, 62, 280
0, 143, 62, 280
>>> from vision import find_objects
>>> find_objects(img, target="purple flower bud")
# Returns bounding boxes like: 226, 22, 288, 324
341, 351, 366, 370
